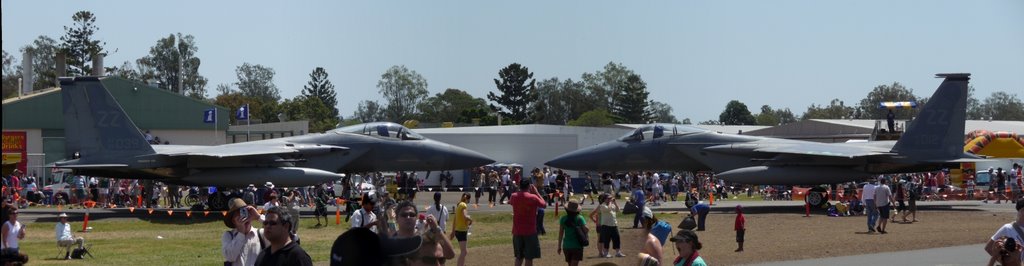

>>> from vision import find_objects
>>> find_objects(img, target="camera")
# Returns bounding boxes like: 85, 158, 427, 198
1005, 238, 1017, 253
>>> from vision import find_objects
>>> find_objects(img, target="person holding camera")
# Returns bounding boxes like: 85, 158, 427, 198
986, 201, 1024, 264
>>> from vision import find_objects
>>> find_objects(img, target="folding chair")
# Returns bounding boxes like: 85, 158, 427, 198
55, 241, 73, 259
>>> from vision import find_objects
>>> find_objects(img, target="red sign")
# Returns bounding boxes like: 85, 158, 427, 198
3, 131, 27, 174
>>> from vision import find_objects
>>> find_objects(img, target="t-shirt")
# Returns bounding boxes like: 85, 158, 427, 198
862, 183, 877, 201
453, 202, 469, 232
350, 208, 377, 233
650, 220, 672, 246
633, 189, 646, 206
254, 241, 313, 266
598, 204, 618, 227
427, 204, 450, 232
509, 191, 546, 236
874, 185, 892, 207
991, 222, 1024, 262
674, 256, 707, 266
559, 215, 587, 249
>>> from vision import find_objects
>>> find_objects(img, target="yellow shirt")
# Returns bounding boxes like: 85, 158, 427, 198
453, 202, 469, 231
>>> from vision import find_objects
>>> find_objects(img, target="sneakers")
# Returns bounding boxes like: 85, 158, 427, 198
604, 254, 612, 258
615, 252, 626, 257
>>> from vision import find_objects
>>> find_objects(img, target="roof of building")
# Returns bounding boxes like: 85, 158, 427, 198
2, 76, 229, 130
745, 119, 1024, 139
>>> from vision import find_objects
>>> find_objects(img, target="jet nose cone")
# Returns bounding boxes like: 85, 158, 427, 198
546, 149, 590, 170
447, 145, 495, 169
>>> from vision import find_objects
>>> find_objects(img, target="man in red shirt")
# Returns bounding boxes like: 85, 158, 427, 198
510, 180, 546, 266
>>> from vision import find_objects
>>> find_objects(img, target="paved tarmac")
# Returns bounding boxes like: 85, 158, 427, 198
750, 244, 988, 266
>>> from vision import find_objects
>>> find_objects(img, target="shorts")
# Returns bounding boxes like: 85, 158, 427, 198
562, 248, 583, 262
454, 231, 468, 242
879, 205, 891, 219
512, 235, 541, 259
736, 229, 745, 242
897, 200, 906, 211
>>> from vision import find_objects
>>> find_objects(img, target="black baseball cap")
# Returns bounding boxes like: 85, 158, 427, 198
331, 228, 383, 266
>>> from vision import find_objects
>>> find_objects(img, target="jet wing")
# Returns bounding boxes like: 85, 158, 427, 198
753, 144, 893, 159
164, 144, 349, 158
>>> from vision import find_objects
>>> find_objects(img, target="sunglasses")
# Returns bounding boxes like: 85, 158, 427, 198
399, 212, 417, 218
264, 221, 283, 227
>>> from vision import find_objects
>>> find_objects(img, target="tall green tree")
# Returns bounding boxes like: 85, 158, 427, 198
2, 50, 18, 99
215, 83, 233, 96
59, 11, 106, 76
456, 107, 499, 126
487, 63, 537, 124
568, 109, 616, 127
352, 100, 387, 123
648, 101, 679, 124
136, 33, 208, 99
802, 99, 857, 120
755, 105, 798, 126
611, 74, 653, 123
281, 95, 339, 132
18, 36, 58, 91
532, 78, 591, 125
965, 86, 984, 120
377, 65, 429, 122
110, 60, 142, 81
719, 100, 756, 125
234, 63, 279, 102
417, 88, 487, 123
978, 91, 1024, 121
581, 62, 636, 110
301, 67, 339, 118
858, 82, 919, 120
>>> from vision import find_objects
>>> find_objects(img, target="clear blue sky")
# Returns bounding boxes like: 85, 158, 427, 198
3, 1, 1022, 122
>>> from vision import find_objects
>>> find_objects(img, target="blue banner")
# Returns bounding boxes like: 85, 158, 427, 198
203, 109, 216, 123
236, 104, 249, 120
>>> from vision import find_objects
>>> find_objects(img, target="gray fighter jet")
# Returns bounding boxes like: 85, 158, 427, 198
54, 76, 494, 188
548, 73, 978, 201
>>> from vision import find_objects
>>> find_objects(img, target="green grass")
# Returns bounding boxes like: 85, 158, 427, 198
14, 208, 658, 265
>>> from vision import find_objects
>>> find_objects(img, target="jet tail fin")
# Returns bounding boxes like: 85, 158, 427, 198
61, 77, 155, 161
890, 73, 969, 159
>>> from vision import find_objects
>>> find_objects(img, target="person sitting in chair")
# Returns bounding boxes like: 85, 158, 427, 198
55, 213, 85, 259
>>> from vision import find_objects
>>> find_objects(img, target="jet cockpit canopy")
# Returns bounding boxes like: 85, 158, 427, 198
617, 124, 706, 142
331, 122, 424, 140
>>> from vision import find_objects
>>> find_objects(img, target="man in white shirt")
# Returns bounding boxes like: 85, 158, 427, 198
349, 193, 378, 233
862, 178, 878, 233
55, 213, 85, 259
874, 178, 894, 234
987, 201, 1024, 262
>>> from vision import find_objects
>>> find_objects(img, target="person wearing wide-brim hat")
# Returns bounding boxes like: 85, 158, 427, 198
558, 200, 588, 266
56, 212, 85, 259
221, 198, 267, 266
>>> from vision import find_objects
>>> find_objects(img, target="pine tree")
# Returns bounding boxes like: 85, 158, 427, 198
59, 11, 106, 76
302, 67, 339, 118
487, 63, 537, 124
611, 74, 653, 123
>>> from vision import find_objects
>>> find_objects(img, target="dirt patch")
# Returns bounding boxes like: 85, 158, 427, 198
460, 210, 1010, 266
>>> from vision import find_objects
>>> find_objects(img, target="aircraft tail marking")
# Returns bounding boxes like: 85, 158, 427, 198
890, 73, 969, 159
61, 77, 155, 161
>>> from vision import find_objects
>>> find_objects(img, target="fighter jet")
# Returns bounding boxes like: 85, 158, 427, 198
548, 73, 978, 203
54, 76, 494, 188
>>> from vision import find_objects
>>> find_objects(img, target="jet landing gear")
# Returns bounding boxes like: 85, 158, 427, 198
805, 188, 830, 209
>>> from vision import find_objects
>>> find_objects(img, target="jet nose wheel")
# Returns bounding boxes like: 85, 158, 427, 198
805, 191, 828, 209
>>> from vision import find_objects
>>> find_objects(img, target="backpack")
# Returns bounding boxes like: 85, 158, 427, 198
71, 248, 87, 259
567, 216, 589, 247
678, 214, 697, 230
